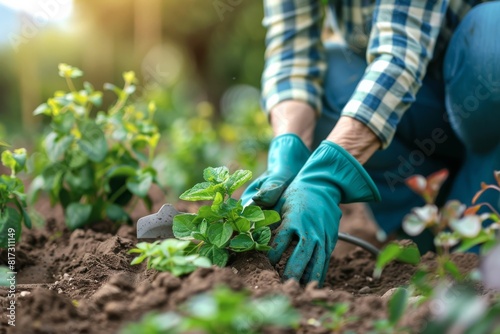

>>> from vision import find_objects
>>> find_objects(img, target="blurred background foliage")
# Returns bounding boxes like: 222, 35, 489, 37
0, 0, 272, 197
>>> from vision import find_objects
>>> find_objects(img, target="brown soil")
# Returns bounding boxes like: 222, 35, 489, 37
0, 199, 480, 334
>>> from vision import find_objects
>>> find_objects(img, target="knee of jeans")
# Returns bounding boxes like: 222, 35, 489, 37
443, 2, 500, 153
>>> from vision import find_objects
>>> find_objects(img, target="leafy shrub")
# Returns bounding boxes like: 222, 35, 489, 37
30, 64, 164, 229
129, 239, 211, 276
121, 286, 299, 334
0, 148, 31, 248
172, 166, 281, 266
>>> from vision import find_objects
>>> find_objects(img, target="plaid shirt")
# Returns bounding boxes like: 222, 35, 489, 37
262, 0, 486, 148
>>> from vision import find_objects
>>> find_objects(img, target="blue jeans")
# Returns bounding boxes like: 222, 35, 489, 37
314, 2, 500, 242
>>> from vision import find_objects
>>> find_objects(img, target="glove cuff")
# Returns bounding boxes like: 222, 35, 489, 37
269, 133, 310, 157
314, 140, 381, 203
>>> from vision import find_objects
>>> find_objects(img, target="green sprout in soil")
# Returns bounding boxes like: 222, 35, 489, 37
0, 148, 31, 248
121, 286, 299, 334
308, 302, 358, 333
30, 64, 164, 230
370, 287, 412, 334
172, 166, 281, 266
128, 239, 211, 277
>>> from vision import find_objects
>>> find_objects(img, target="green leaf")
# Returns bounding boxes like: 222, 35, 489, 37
180, 182, 221, 201
45, 133, 74, 162
207, 222, 233, 248
402, 213, 426, 237
252, 227, 272, 245
456, 230, 492, 252
241, 205, 264, 222
450, 215, 481, 238
104, 83, 123, 97
1, 149, 27, 175
225, 169, 252, 195
127, 172, 153, 198
255, 210, 281, 229
195, 206, 222, 224
200, 220, 208, 234
20, 206, 32, 229
106, 203, 130, 223
192, 256, 212, 268
211, 192, 224, 212
173, 214, 197, 239
374, 243, 401, 279
229, 234, 255, 252
58, 63, 83, 78
234, 217, 251, 233
191, 232, 208, 242
107, 165, 137, 178
64, 165, 94, 192
89, 91, 103, 106
255, 244, 272, 251
443, 260, 462, 280
77, 122, 107, 162
203, 166, 229, 183
33, 103, 51, 116
199, 244, 229, 267
65, 202, 92, 230
397, 244, 421, 265
388, 287, 409, 325
0, 207, 22, 248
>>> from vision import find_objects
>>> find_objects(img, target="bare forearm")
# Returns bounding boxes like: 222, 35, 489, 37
270, 100, 317, 149
326, 116, 381, 165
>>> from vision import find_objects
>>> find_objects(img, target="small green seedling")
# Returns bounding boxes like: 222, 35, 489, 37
0, 148, 31, 248
371, 287, 411, 334
30, 64, 164, 229
374, 241, 421, 279
172, 166, 281, 266
129, 239, 211, 277
121, 286, 299, 334
310, 302, 357, 333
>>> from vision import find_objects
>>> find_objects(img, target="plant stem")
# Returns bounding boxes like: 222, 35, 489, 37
66, 77, 77, 93
108, 184, 128, 204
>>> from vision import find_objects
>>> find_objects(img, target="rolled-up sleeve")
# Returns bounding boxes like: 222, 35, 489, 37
342, 0, 449, 148
261, 0, 326, 114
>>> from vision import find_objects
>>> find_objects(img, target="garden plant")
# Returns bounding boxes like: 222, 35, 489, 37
130, 166, 281, 274
0, 147, 30, 248
29, 64, 164, 229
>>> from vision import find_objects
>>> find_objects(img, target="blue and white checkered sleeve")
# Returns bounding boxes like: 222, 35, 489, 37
342, 0, 449, 149
261, 0, 326, 114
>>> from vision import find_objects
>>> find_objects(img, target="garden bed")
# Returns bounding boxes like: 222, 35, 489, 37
0, 198, 479, 334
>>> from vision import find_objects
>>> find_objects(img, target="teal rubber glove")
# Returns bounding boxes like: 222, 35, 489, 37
240, 134, 310, 207
268, 141, 381, 286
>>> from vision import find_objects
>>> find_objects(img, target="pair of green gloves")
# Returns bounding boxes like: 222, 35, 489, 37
241, 134, 380, 286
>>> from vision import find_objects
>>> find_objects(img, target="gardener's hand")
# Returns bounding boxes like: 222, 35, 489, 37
240, 133, 310, 207
268, 141, 381, 286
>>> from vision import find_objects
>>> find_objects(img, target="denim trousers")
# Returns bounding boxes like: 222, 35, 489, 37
313, 2, 500, 246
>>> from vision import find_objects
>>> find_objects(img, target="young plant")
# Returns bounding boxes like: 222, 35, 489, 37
373, 241, 421, 279
0, 148, 31, 248
402, 169, 500, 278
309, 302, 357, 333
121, 286, 299, 334
128, 239, 211, 276
371, 287, 412, 334
172, 166, 281, 266
30, 64, 164, 229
